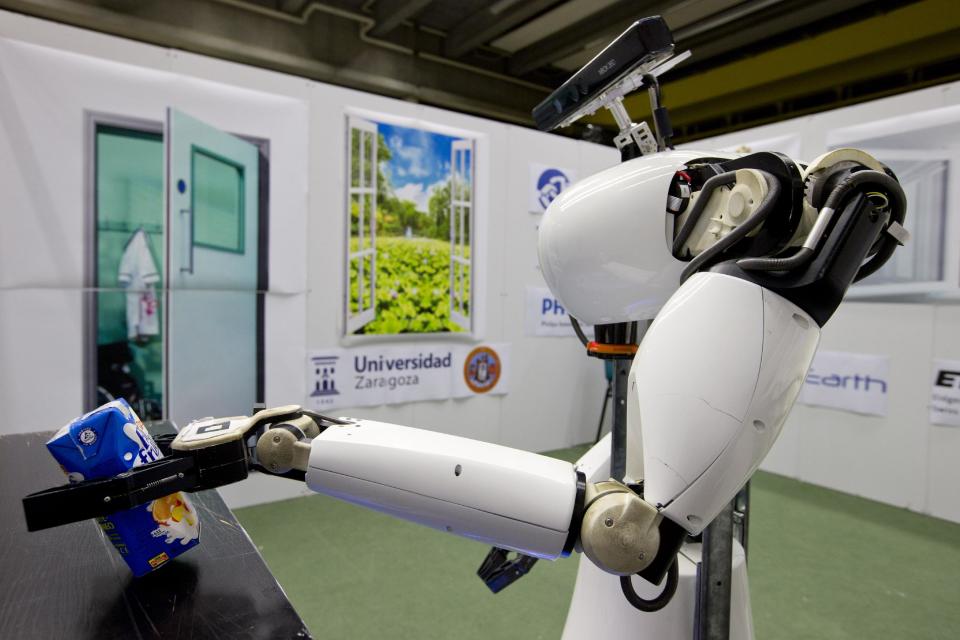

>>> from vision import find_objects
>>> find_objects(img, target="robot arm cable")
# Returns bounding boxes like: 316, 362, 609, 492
569, 316, 590, 348
736, 169, 906, 279
671, 171, 738, 257
679, 171, 781, 284
834, 170, 907, 281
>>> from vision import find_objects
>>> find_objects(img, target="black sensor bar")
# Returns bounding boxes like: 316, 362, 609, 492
531, 16, 675, 132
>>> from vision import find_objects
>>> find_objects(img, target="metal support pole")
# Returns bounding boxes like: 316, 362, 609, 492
610, 358, 630, 481
696, 502, 734, 640
732, 482, 751, 564
609, 321, 647, 481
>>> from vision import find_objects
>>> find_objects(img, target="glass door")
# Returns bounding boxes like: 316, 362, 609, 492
89, 118, 165, 420
166, 108, 260, 425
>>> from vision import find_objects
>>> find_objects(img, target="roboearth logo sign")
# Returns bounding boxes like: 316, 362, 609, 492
798, 350, 889, 417
307, 344, 510, 410
530, 163, 576, 212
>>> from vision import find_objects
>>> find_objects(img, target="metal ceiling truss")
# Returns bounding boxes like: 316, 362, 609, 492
0, 0, 955, 143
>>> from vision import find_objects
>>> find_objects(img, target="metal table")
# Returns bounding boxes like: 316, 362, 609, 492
0, 430, 311, 639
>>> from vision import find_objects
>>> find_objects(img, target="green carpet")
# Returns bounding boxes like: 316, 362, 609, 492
235, 445, 960, 639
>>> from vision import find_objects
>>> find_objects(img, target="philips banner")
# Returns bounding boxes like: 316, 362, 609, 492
307, 343, 510, 410
798, 350, 889, 417
524, 286, 593, 338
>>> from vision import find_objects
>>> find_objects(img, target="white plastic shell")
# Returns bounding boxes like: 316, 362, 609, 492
306, 420, 578, 559
630, 272, 819, 534
537, 149, 733, 324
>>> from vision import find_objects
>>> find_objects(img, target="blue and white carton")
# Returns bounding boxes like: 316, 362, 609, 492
46, 399, 201, 576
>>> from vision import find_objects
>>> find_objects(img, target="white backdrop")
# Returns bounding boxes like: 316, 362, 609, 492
6, 11, 956, 523
0, 11, 614, 507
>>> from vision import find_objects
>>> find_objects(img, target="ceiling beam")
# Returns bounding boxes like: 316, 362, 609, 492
583, 0, 960, 129
507, 0, 663, 76
368, 0, 433, 38
674, 0, 877, 66
279, 0, 309, 15
0, 0, 549, 124
443, 0, 560, 59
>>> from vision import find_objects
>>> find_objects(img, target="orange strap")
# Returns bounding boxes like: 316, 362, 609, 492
586, 341, 639, 357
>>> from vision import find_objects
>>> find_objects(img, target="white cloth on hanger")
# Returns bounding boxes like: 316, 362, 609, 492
118, 228, 161, 340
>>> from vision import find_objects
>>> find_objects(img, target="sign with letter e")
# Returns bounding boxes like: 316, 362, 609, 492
930, 358, 960, 427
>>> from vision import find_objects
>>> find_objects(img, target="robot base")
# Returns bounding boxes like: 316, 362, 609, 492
562, 540, 753, 640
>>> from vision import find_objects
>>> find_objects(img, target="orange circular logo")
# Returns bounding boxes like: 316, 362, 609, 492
464, 346, 501, 393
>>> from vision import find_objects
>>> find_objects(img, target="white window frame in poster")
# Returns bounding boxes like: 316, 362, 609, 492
345, 115, 378, 333
341, 109, 482, 341
449, 139, 474, 329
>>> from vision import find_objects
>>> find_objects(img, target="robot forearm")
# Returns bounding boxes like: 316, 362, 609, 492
259, 416, 680, 582
300, 419, 584, 560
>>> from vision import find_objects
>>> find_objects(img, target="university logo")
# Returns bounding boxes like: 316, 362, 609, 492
537, 168, 571, 209
311, 355, 340, 396
464, 346, 501, 393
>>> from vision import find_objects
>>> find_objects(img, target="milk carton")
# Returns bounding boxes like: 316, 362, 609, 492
46, 399, 200, 576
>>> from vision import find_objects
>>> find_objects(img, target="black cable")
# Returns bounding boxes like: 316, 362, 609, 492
738, 246, 814, 272
620, 558, 679, 612
823, 170, 906, 282
737, 169, 906, 277
569, 316, 590, 348
680, 170, 781, 284
672, 171, 738, 257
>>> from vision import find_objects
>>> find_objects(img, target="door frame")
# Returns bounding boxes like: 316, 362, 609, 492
83, 111, 270, 418
82, 111, 163, 414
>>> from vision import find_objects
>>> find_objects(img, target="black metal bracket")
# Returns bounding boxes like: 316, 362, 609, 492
22, 407, 330, 532
476, 547, 539, 594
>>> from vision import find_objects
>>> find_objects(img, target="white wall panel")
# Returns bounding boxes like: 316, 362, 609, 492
0, 289, 84, 432
792, 304, 932, 510
0, 11, 617, 474
6, 10, 960, 522
0, 12, 308, 434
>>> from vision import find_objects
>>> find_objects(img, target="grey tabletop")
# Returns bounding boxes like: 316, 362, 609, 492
0, 430, 311, 640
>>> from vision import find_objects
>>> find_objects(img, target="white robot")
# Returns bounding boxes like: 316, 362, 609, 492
25, 16, 909, 640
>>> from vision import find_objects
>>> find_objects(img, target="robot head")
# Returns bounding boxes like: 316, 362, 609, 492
537, 150, 731, 325
539, 146, 906, 328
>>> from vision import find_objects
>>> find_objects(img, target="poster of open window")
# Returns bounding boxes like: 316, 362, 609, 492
345, 115, 475, 336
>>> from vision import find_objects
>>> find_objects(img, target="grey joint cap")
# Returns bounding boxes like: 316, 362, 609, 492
580, 481, 661, 576
256, 428, 311, 475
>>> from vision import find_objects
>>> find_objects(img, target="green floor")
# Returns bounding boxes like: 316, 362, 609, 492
235, 445, 960, 639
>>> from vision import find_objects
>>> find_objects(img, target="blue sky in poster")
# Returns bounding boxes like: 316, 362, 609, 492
377, 121, 458, 214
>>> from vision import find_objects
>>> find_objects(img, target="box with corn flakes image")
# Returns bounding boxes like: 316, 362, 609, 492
46, 399, 200, 576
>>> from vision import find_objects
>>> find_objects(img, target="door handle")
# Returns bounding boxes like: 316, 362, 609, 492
180, 207, 194, 274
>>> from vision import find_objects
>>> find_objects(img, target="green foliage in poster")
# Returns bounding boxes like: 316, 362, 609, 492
349, 237, 468, 334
